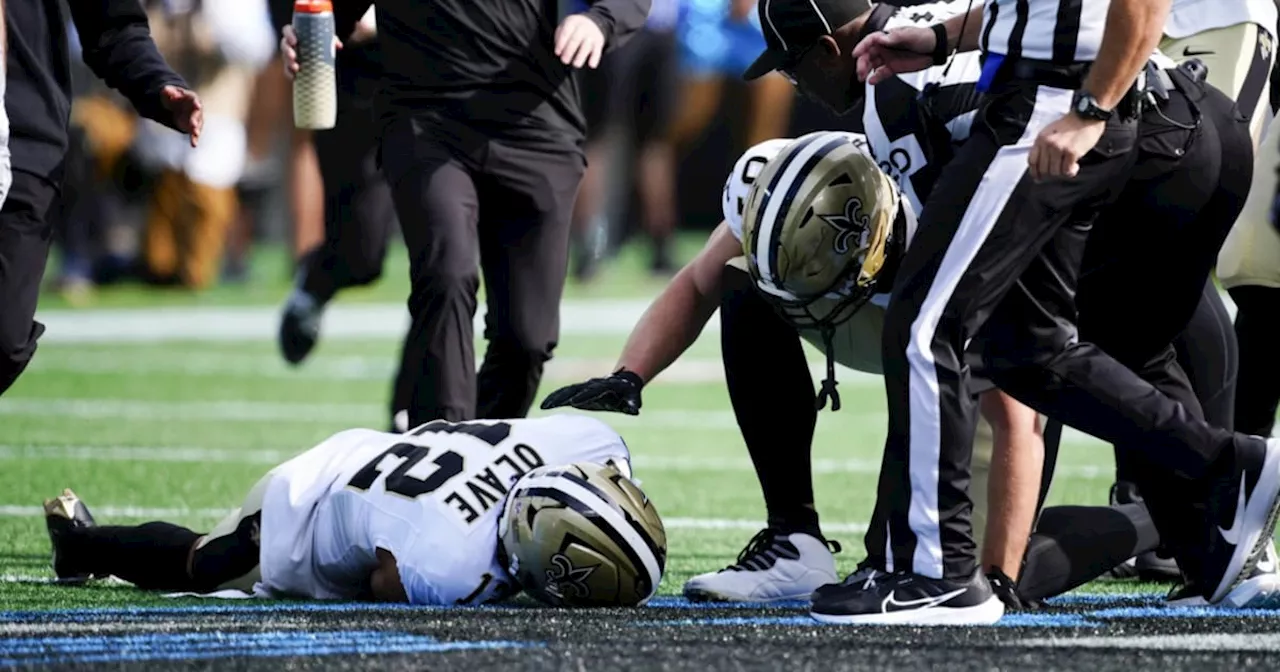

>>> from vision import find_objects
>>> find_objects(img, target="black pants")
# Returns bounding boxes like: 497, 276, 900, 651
868, 74, 1261, 580
0, 169, 59, 396
380, 115, 584, 425
1230, 285, 1280, 437
299, 98, 396, 306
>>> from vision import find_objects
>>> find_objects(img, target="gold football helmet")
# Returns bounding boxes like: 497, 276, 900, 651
740, 130, 908, 410
497, 461, 667, 607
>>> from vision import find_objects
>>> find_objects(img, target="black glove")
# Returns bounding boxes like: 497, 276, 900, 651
540, 369, 644, 415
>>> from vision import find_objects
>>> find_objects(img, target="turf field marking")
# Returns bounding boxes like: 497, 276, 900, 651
1012, 633, 1280, 651
34, 300, 663, 343
631, 613, 1099, 628
0, 504, 870, 533
34, 294, 1239, 343
0, 442, 1115, 479
0, 630, 541, 666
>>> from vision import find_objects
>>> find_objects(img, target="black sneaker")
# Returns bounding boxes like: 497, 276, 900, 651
1203, 437, 1280, 603
810, 568, 1004, 625
1170, 540, 1280, 608
43, 489, 97, 584
1108, 481, 1182, 582
279, 289, 324, 365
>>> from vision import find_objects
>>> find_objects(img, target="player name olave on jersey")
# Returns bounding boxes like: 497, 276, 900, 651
402, 421, 553, 528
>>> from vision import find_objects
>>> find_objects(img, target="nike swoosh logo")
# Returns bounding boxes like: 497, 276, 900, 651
1182, 48, 1215, 57
1218, 472, 1249, 546
881, 587, 967, 612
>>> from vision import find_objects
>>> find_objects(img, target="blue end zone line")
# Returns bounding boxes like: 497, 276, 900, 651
0, 631, 542, 666
0, 595, 815, 623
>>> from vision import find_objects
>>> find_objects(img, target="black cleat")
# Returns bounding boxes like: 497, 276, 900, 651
43, 489, 97, 584
810, 567, 1004, 625
1107, 481, 1182, 582
1203, 437, 1280, 603
279, 290, 324, 365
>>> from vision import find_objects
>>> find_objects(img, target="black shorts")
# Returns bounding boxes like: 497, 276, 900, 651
582, 29, 678, 145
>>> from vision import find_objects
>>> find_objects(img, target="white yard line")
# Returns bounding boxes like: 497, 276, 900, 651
33, 300, 666, 343
0, 504, 867, 534
0, 443, 1112, 479
32, 294, 1238, 344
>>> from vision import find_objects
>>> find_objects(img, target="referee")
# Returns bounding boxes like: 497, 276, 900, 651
804, 0, 1280, 624
283, 0, 651, 424
2, 0, 201, 397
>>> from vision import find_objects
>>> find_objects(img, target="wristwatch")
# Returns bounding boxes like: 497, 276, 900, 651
1071, 90, 1113, 122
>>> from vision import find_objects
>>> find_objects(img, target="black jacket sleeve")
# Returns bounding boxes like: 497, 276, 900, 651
68, 0, 188, 130
334, 0, 375, 43
584, 0, 651, 52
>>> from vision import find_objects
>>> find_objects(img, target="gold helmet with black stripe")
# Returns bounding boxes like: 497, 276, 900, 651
496, 460, 667, 607
740, 130, 911, 411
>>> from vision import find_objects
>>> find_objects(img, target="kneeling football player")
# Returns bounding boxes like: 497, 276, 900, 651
543, 131, 1047, 602
42, 415, 667, 607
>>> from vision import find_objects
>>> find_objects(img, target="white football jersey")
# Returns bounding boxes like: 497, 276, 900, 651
256, 414, 630, 605
1166, 0, 1278, 40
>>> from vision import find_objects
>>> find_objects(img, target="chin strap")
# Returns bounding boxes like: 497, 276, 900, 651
815, 324, 842, 412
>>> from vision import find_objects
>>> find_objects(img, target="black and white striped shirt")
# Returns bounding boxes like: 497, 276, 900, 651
860, 1, 984, 216
980, 0, 1109, 63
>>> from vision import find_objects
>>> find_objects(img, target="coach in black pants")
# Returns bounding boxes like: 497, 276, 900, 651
1, 0, 200, 397
796, 0, 1280, 624
284, 0, 650, 424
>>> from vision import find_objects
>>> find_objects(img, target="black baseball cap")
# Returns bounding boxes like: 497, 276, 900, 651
743, 0, 875, 80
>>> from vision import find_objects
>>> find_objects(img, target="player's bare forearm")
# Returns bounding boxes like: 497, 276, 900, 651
942, 5, 985, 53
370, 548, 409, 603
1082, 0, 1171, 110
615, 223, 739, 382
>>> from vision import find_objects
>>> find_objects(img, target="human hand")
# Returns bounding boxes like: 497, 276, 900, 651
1028, 113, 1106, 181
852, 26, 937, 84
555, 13, 606, 69
540, 370, 644, 415
160, 85, 203, 147
280, 24, 344, 81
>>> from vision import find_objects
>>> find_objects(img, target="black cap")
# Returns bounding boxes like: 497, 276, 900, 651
743, 0, 874, 80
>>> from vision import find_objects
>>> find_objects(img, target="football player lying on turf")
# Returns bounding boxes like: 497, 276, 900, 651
543, 131, 1047, 603
42, 415, 667, 607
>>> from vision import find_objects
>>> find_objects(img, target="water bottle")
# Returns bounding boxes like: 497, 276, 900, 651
292, 0, 337, 130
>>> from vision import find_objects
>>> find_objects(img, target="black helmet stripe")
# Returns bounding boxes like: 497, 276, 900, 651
750, 134, 856, 286
766, 136, 854, 285
560, 470, 666, 573
523, 486, 660, 596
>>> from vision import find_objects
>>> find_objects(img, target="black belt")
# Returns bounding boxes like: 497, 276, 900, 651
987, 57, 1145, 119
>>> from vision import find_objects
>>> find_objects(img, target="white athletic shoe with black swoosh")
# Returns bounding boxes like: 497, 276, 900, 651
1203, 437, 1280, 603
683, 529, 840, 602
808, 568, 1004, 625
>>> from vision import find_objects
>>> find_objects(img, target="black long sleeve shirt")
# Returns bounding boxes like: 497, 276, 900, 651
5, 0, 187, 180
332, 0, 651, 149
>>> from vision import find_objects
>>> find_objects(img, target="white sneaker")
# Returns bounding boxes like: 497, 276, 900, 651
683, 529, 839, 603
1167, 540, 1280, 608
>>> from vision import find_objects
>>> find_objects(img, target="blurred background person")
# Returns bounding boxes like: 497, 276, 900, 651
571, 0, 681, 280
276, 7, 395, 369
132, 0, 274, 290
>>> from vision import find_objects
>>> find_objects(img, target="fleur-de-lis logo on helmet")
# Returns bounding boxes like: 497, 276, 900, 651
544, 553, 597, 599
818, 196, 871, 255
